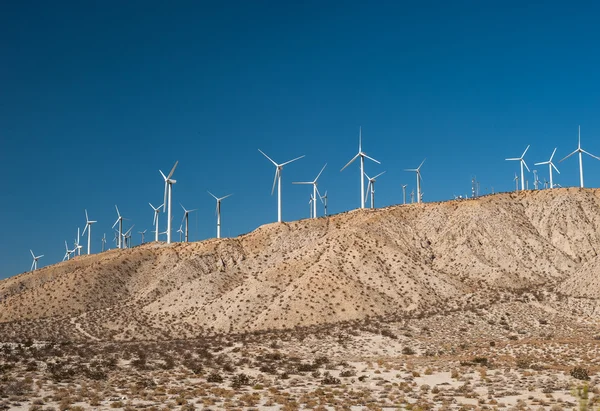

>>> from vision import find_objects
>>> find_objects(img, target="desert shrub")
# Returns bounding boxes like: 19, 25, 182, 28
571, 367, 590, 381
130, 352, 147, 370
380, 328, 398, 339
231, 373, 251, 388
516, 357, 531, 369
0, 378, 32, 396
321, 372, 340, 385
183, 358, 203, 375
339, 370, 355, 378
314, 356, 329, 367
259, 364, 277, 374
402, 347, 415, 355
206, 372, 223, 383
473, 357, 488, 366
297, 363, 317, 372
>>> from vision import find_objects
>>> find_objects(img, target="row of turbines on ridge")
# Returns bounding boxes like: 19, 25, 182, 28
27, 125, 598, 272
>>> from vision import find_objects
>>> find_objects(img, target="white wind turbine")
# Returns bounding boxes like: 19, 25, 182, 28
559, 126, 600, 188
364, 171, 386, 209
405, 159, 425, 204
258, 149, 305, 223
293, 163, 327, 219
30, 250, 43, 271
180, 204, 198, 243
122, 225, 134, 248
138, 229, 147, 244
308, 194, 314, 218
535, 148, 560, 189
82, 209, 97, 255
341, 127, 380, 209
401, 184, 408, 205
208, 191, 233, 239
74, 228, 83, 256
112, 205, 127, 249
320, 190, 328, 216
177, 225, 183, 242
63, 241, 74, 261
149, 202, 163, 242
506, 145, 530, 191
513, 173, 519, 192
160, 161, 179, 244
101, 233, 106, 252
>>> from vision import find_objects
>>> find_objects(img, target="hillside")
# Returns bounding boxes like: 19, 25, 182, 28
2, 188, 600, 342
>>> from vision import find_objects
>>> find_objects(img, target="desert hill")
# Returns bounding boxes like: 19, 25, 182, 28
2, 187, 600, 342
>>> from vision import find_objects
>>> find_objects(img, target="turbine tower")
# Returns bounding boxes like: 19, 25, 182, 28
63, 241, 74, 261
405, 159, 426, 204
74, 228, 83, 256
112, 205, 126, 249
101, 233, 106, 252
293, 164, 327, 219
535, 148, 560, 189
208, 191, 232, 239
180, 204, 198, 243
177, 225, 183, 242
559, 126, 600, 188
82, 209, 97, 255
514, 173, 519, 192
258, 149, 305, 223
341, 127, 380, 209
506, 145, 530, 191
122, 225, 134, 248
401, 184, 407, 205
149, 202, 163, 242
160, 161, 178, 244
364, 171, 386, 209
30, 250, 43, 271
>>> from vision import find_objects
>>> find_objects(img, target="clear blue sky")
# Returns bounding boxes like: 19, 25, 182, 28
2, 1, 600, 278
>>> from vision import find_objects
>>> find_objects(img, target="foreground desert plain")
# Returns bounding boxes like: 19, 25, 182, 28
2, 188, 600, 410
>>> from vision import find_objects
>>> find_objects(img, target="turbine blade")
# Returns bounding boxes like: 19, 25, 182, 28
582, 150, 600, 161
163, 182, 168, 211
418, 158, 426, 169
373, 171, 386, 179
552, 163, 560, 174
149, 202, 155, 210
30, 249, 34, 258
505, 158, 520, 161
521, 144, 530, 158
363, 154, 380, 164
315, 186, 324, 203
522, 160, 530, 172
550, 147, 557, 162
559, 150, 578, 163
280, 154, 305, 167
207, 190, 218, 200
166, 161, 179, 179
115, 205, 120, 217
85, 209, 89, 221
534, 161, 549, 166
340, 153, 359, 171
112, 219, 119, 229
314, 163, 327, 181
292, 181, 311, 185
271, 169, 279, 195
159, 170, 167, 181
220, 193, 233, 200
82, 224, 88, 236
258, 149, 278, 166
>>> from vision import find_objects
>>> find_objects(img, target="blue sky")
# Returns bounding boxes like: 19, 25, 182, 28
2, 1, 600, 278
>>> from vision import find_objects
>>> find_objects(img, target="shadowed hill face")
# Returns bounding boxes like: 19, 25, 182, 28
1, 188, 600, 342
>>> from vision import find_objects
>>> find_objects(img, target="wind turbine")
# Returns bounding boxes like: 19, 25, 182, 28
293, 163, 327, 219
30, 250, 43, 271
535, 148, 560, 189
82, 209, 97, 255
405, 159, 425, 204
122, 225, 134, 248
208, 191, 233, 239
513, 173, 519, 192
63, 241, 74, 261
506, 145, 530, 191
177, 225, 183, 242
559, 126, 600, 188
320, 190, 328, 216
149, 202, 163, 242
74, 228, 83, 256
138, 229, 147, 244
410, 189, 415, 204
258, 149, 305, 223
180, 204, 198, 243
112, 205, 126, 249
101, 233, 106, 252
401, 184, 407, 205
160, 161, 179, 244
341, 127, 380, 209
533, 170, 540, 190
308, 194, 314, 218
364, 171, 386, 209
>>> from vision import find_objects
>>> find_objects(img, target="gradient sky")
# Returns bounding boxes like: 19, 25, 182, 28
2, 1, 600, 278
